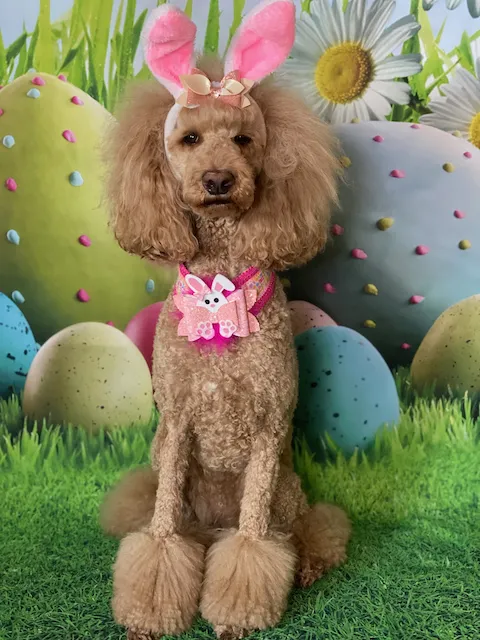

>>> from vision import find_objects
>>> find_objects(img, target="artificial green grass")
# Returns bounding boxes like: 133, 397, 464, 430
1, 376, 480, 640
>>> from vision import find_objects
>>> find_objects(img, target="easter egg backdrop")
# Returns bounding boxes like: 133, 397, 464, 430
294, 325, 400, 457
411, 294, 480, 397
0, 292, 38, 399
288, 300, 337, 336
0, 72, 174, 345
286, 121, 480, 368
22, 322, 154, 431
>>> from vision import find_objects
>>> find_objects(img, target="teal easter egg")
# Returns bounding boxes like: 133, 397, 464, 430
294, 326, 400, 456
0, 292, 38, 398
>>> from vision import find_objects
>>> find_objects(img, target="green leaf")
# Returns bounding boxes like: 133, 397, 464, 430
226, 0, 246, 52
36, 0, 55, 71
14, 37, 28, 79
205, 0, 220, 54
301, 0, 312, 12
435, 18, 447, 45
6, 32, 28, 64
59, 39, 84, 71
131, 9, 148, 62
456, 31, 475, 75
0, 31, 6, 84
184, 0, 193, 18
26, 22, 39, 71
90, 0, 114, 94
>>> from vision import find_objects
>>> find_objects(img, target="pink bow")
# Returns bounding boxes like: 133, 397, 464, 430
174, 274, 260, 342
177, 69, 254, 109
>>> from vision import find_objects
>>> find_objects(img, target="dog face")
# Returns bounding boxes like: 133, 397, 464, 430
167, 99, 267, 219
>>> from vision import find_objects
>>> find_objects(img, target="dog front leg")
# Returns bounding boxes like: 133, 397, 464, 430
112, 414, 205, 638
201, 431, 297, 639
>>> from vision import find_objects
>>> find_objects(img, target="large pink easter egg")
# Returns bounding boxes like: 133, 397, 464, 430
124, 301, 163, 372
289, 300, 337, 336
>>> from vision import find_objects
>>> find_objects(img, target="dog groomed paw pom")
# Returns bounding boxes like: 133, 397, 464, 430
112, 530, 205, 637
200, 531, 297, 638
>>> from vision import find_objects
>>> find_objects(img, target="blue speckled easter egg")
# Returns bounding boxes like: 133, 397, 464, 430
294, 325, 400, 456
0, 292, 38, 398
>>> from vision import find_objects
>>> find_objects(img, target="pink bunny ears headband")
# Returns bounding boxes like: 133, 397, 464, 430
142, 0, 296, 149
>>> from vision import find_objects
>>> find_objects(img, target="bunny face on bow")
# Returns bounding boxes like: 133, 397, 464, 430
185, 274, 235, 314
140, 0, 296, 219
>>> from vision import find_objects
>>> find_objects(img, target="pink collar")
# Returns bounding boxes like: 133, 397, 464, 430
173, 264, 275, 344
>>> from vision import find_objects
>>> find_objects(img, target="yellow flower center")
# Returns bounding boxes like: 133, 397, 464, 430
468, 111, 480, 148
315, 42, 373, 104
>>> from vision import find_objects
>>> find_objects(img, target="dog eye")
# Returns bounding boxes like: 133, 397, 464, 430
183, 132, 200, 145
233, 135, 252, 146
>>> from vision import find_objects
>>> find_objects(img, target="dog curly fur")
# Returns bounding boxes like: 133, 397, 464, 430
101, 57, 351, 640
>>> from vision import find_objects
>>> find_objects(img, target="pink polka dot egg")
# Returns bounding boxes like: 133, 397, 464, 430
289, 300, 337, 336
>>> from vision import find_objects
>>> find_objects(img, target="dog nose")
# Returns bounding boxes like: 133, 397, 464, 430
202, 170, 235, 196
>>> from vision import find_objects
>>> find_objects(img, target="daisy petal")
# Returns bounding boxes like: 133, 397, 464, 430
375, 54, 422, 80
344, 0, 367, 41
446, 0, 463, 8
362, 0, 396, 50
422, 0, 438, 8
455, 68, 480, 110
371, 15, 421, 61
420, 114, 469, 134
369, 80, 411, 105
294, 14, 329, 59
363, 88, 393, 119
311, 0, 343, 45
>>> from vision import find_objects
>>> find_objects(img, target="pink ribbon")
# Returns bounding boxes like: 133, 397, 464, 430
177, 68, 254, 109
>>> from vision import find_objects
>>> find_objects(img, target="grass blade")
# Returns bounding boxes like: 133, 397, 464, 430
456, 31, 475, 74
6, 32, 28, 64
0, 31, 6, 84
184, 0, 194, 18
226, 0, 245, 52
117, 0, 136, 106
36, 0, 55, 71
205, 0, 220, 55
90, 0, 114, 98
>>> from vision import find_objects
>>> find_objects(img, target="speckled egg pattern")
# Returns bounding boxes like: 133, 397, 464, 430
294, 325, 400, 456
0, 292, 38, 398
286, 122, 480, 368
22, 322, 153, 431
289, 300, 337, 336
411, 294, 480, 396
0, 72, 173, 344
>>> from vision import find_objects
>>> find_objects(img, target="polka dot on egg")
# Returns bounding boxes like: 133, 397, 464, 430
12, 290, 25, 304
372, 135, 384, 142
106, 321, 114, 326
459, 240, 471, 250
5, 177, 17, 191
27, 88, 41, 99
58, 74, 67, 81
78, 235, 91, 247
410, 124, 420, 129
2, 135, 15, 148
324, 283, 336, 294
339, 156, 351, 168
76, 289, 90, 302
401, 343, 411, 350
69, 171, 84, 186
62, 129, 76, 143
32, 76, 45, 86
454, 210, 465, 219
71, 96, 84, 106
351, 248, 367, 259
331, 224, 344, 236
0, 108, 4, 116
364, 319, 376, 328
415, 245, 429, 255
364, 284, 378, 295
390, 169, 405, 178
409, 295, 424, 304
377, 217, 394, 231
6, 229, 20, 245
464, 151, 472, 158
443, 162, 455, 173
146, 279, 155, 293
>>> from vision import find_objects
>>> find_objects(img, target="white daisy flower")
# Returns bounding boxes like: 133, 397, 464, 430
423, 0, 480, 19
280, 0, 422, 124
420, 64, 480, 147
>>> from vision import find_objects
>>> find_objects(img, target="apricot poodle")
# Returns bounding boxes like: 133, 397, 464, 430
100, 2, 351, 639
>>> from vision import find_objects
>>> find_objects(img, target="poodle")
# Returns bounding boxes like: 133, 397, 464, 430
100, 2, 351, 639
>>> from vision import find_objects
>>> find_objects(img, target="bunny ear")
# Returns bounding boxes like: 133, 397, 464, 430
186, 274, 209, 295
142, 5, 196, 99
224, 0, 295, 83
212, 275, 236, 293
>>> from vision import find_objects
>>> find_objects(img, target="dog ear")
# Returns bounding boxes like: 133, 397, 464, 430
233, 82, 340, 271
224, 0, 295, 82
106, 82, 198, 264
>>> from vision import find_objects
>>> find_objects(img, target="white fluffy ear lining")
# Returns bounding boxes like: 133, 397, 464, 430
142, 4, 196, 99
224, 0, 296, 82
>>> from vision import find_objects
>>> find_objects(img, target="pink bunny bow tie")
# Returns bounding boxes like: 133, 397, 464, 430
177, 69, 254, 109
173, 265, 276, 344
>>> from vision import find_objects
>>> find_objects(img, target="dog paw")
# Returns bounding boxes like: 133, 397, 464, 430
214, 624, 251, 639
219, 319, 236, 338
113, 531, 205, 636
200, 532, 296, 633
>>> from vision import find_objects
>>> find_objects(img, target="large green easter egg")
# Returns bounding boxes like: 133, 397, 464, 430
0, 72, 174, 344
411, 294, 480, 397
22, 322, 154, 431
